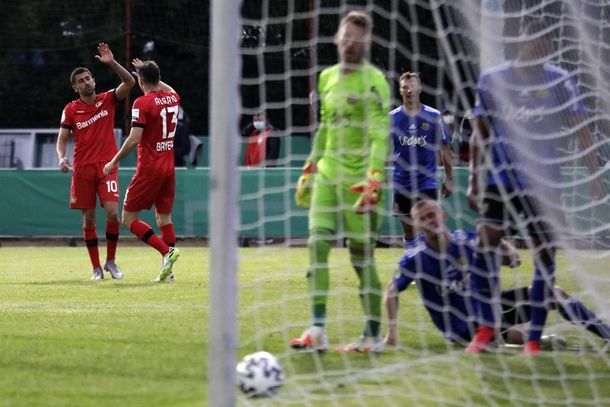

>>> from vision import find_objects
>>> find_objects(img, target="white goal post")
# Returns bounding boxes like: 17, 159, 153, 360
208, 1, 241, 406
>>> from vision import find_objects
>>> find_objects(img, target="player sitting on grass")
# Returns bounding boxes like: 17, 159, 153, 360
384, 199, 610, 349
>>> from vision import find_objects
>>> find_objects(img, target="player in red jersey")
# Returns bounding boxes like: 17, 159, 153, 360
56, 42, 135, 280
103, 59, 180, 283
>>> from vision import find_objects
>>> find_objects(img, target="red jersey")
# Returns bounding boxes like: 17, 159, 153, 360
60, 90, 120, 168
130, 90, 180, 175
243, 128, 272, 167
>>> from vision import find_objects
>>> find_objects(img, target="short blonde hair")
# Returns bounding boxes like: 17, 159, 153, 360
339, 11, 373, 36
400, 71, 421, 85
410, 199, 441, 221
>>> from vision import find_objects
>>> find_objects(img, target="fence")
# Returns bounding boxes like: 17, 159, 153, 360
0, 168, 484, 239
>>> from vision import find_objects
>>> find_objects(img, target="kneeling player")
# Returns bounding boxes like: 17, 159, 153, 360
384, 200, 610, 349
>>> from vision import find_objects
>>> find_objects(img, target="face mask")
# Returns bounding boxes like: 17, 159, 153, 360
442, 115, 454, 125
253, 120, 266, 130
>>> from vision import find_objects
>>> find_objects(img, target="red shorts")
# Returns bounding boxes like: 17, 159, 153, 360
123, 171, 175, 213
70, 162, 120, 209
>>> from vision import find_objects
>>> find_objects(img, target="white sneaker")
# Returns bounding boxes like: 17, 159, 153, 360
103, 260, 123, 279
91, 267, 104, 280
339, 335, 384, 353
290, 326, 329, 351
540, 334, 567, 350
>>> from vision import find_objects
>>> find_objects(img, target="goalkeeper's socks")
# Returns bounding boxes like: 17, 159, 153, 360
313, 304, 326, 328
83, 226, 101, 269
349, 249, 383, 339
160, 223, 176, 247
528, 264, 555, 342
365, 320, 381, 338
308, 233, 331, 325
558, 298, 610, 340
129, 219, 169, 255
105, 220, 120, 261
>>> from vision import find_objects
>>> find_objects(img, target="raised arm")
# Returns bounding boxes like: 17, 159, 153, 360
132, 58, 176, 93
95, 42, 135, 101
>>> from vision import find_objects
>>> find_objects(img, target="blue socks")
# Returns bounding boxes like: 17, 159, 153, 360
470, 249, 499, 327
557, 298, 610, 341
528, 262, 555, 342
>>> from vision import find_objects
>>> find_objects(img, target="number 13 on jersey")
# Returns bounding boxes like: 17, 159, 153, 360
160, 105, 179, 139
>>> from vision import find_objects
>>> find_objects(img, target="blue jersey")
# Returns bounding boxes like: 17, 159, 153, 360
390, 104, 450, 193
393, 230, 477, 342
474, 62, 585, 191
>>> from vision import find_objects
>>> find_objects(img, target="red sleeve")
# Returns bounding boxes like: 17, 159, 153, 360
130, 97, 147, 128
60, 103, 73, 129
105, 90, 121, 108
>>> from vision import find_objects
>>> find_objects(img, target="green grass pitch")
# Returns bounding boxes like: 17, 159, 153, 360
1, 246, 609, 406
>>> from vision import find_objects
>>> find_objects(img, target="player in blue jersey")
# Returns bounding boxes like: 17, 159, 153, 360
383, 200, 610, 348
466, 20, 603, 354
390, 72, 453, 251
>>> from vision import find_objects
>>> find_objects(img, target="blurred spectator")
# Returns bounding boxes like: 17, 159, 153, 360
173, 107, 202, 167
444, 109, 472, 166
455, 111, 473, 165
173, 106, 190, 166
241, 111, 280, 167
442, 109, 456, 137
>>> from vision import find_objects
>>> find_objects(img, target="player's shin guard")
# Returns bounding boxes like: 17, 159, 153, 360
105, 220, 120, 261
350, 240, 382, 338
160, 223, 176, 247
129, 219, 169, 255
528, 262, 555, 342
470, 249, 499, 327
557, 299, 610, 341
83, 226, 101, 269
307, 230, 331, 327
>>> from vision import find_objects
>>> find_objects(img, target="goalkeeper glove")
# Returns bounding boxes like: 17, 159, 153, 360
350, 169, 384, 214
295, 160, 316, 208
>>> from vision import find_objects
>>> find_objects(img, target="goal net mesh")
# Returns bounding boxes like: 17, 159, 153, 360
236, 0, 610, 405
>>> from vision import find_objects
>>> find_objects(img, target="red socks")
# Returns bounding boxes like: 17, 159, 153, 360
83, 226, 101, 269
106, 220, 120, 261
160, 223, 176, 247
129, 219, 169, 255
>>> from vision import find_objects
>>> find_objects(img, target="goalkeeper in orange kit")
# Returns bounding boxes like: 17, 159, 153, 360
290, 10, 390, 353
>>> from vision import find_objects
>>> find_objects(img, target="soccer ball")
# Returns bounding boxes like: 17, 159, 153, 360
236, 351, 284, 397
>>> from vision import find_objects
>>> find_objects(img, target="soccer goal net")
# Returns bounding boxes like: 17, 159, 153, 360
229, 0, 610, 405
